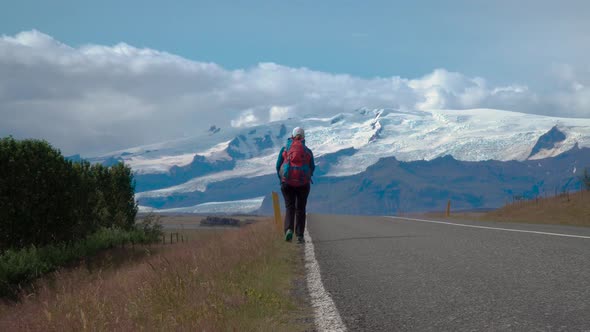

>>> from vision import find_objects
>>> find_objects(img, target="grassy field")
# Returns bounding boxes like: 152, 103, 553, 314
0, 217, 310, 331
426, 191, 590, 226
482, 191, 590, 226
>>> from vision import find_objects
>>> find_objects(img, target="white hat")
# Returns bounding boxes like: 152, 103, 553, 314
292, 127, 305, 138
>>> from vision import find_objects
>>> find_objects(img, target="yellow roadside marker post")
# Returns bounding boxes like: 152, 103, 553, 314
271, 191, 282, 231
446, 200, 451, 218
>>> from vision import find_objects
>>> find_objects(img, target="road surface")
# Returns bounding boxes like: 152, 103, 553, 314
306, 214, 590, 331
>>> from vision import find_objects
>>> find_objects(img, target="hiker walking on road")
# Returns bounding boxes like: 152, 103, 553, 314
276, 127, 315, 243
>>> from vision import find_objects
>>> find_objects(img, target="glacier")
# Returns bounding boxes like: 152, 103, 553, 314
87, 108, 590, 211
138, 196, 265, 214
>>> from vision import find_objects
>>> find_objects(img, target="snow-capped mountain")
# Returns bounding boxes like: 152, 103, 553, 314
87, 108, 590, 213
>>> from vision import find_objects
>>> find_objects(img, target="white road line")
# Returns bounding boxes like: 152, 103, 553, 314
304, 228, 347, 332
389, 216, 590, 239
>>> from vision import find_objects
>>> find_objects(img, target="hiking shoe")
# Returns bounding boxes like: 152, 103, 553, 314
285, 229, 293, 242
297, 236, 305, 244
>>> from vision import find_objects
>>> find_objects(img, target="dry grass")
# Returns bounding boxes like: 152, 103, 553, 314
410, 191, 590, 227
0, 219, 306, 331
482, 191, 590, 226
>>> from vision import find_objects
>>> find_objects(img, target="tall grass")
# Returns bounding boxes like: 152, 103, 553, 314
0, 226, 162, 299
0, 219, 304, 331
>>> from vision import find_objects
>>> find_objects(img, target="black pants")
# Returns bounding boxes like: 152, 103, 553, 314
281, 183, 310, 237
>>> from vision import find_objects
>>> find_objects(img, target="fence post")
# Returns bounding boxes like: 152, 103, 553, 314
272, 191, 282, 230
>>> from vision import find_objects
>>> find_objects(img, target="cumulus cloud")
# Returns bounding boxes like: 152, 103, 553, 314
0, 30, 588, 155
269, 106, 291, 122
230, 110, 260, 128
548, 64, 590, 113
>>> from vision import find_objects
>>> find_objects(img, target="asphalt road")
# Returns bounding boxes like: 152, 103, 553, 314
307, 214, 590, 331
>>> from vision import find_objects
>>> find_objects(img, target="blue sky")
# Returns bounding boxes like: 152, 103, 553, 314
1, 1, 589, 155
2, 0, 588, 86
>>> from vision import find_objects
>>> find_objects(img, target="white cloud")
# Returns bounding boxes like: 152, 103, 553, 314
230, 110, 260, 128
269, 105, 291, 122
0, 30, 588, 155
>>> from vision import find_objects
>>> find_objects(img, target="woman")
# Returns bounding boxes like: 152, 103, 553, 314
275, 127, 315, 243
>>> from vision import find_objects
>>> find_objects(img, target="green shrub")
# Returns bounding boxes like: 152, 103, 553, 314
0, 136, 154, 298
0, 136, 138, 250
135, 213, 164, 242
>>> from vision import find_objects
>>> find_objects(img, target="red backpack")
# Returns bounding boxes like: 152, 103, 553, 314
280, 139, 312, 186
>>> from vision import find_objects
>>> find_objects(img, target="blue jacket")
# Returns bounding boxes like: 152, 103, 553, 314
276, 138, 315, 182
